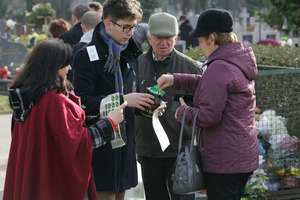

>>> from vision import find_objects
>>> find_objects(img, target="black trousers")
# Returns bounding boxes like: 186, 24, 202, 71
138, 156, 195, 200
204, 172, 253, 200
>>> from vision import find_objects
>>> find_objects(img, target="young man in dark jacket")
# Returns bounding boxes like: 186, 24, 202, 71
135, 12, 201, 200
72, 0, 154, 199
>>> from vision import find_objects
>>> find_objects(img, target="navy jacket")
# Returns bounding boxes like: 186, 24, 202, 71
72, 22, 142, 191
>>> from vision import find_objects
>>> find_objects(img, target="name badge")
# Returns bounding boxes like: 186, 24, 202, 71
86, 45, 99, 62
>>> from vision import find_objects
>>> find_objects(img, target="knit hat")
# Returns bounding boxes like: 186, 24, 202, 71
192, 9, 233, 38
148, 12, 179, 37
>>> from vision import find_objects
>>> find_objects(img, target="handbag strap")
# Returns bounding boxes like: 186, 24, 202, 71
177, 108, 200, 155
190, 109, 200, 149
177, 108, 187, 155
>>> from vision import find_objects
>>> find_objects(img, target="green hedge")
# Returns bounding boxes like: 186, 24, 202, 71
186, 45, 300, 68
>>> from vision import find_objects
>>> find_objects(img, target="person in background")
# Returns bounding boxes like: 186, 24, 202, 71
3, 39, 127, 200
0, 66, 10, 79
72, 0, 154, 199
89, 1, 103, 14
60, 4, 89, 47
49, 18, 75, 91
135, 12, 201, 200
178, 15, 197, 48
70, 11, 102, 82
49, 18, 71, 38
74, 11, 102, 54
132, 22, 149, 51
157, 9, 259, 200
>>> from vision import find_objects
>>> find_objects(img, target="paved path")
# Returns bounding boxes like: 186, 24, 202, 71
0, 114, 11, 199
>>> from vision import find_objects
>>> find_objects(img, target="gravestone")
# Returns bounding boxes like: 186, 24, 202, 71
0, 38, 27, 68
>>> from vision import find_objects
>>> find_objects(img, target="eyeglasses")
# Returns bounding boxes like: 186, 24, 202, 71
111, 20, 136, 33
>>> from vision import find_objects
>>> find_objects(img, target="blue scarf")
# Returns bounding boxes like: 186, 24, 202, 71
99, 23, 128, 144
99, 23, 128, 94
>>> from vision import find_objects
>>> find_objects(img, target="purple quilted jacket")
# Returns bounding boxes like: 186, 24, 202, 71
174, 42, 259, 173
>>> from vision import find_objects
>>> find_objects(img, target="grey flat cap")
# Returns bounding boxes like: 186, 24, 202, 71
148, 12, 179, 37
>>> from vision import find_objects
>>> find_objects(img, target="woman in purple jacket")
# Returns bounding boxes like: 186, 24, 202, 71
157, 9, 259, 200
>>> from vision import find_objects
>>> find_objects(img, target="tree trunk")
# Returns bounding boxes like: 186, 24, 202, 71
181, 0, 190, 14
26, 0, 33, 11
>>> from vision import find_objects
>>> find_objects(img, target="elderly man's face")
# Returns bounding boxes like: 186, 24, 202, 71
149, 35, 177, 59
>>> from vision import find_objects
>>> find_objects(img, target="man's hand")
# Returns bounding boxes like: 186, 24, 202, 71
124, 93, 155, 111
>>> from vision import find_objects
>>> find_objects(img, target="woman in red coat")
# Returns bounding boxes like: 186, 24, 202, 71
3, 39, 126, 200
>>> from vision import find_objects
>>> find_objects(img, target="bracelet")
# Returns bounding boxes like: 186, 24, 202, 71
107, 116, 118, 131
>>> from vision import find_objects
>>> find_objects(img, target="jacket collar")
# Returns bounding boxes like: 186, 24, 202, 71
146, 48, 175, 66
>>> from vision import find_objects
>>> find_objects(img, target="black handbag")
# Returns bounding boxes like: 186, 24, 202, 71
172, 109, 205, 194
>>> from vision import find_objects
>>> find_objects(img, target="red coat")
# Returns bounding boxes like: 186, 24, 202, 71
3, 91, 96, 200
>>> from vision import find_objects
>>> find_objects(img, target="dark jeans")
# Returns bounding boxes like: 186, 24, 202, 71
138, 156, 195, 200
204, 172, 253, 200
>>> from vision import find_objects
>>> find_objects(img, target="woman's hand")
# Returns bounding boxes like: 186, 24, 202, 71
157, 74, 174, 89
108, 101, 127, 124
175, 97, 186, 119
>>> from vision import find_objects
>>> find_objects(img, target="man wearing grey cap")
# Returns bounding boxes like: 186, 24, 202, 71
135, 12, 201, 200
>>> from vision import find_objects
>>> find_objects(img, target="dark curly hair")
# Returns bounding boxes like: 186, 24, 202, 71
11, 39, 72, 103
103, 0, 143, 21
